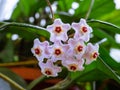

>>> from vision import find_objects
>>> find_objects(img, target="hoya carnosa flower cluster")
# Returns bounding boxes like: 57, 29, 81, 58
31, 18, 99, 77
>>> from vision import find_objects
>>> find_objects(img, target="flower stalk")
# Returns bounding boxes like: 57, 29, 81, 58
85, 0, 95, 20
0, 73, 26, 90
46, 0, 55, 22
43, 74, 73, 90
27, 75, 46, 90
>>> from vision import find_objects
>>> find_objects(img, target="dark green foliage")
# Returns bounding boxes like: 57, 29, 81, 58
0, 0, 120, 89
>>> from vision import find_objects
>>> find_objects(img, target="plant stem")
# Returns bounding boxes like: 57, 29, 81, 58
85, 0, 95, 20
0, 60, 38, 67
26, 75, 46, 90
43, 74, 73, 90
46, 0, 55, 22
93, 81, 96, 90
0, 73, 26, 90
0, 22, 46, 30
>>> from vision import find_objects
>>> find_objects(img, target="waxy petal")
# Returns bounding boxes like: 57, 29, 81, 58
62, 56, 84, 72
72, 18, 92, 42
68, 38, 86, 57
84, 43, 99, 64
31, 38, 51, 62
46, 18, 71, 42
51, 40, 70, 62
39, 60, 62, 77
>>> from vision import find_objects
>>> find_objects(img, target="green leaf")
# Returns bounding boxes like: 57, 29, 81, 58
98, 10, 120, 26
58, 0, 74, 11
97, 57, 120, 84
70, 61, 108, 82
70, 57, 120, 84
0, 39, 14, 63
0, 68, 27, 89
88, 19, 120, 48
70, 46, 120, 84
75, 0, 91, 18
0, 22, 50, 40
89, 0, 115, 19
93, 28, 120, 47
88, 19, 120, 34
11, 0, 41, 20
11, 0, 56, 21
99, 46, 120, 71
58, 0, 91, 22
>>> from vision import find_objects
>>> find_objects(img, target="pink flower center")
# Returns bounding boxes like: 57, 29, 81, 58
55, 49, 62, 56
45, 69, 52, 75
55, 26, 62, 33
92, 52, 98, 59
35, 48, 40, 55
82, 26, 87, 33
77, 45, 83, 52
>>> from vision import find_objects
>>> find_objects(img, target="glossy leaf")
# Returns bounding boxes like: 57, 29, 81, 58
88, 19, 120, 34
93, 28, 120, 47
88, 19, 120, 48
70, 56, 120, 84
99, 46, 120, 71
99, 10, 120, 26
89, 0, 115, 19
75, 0, 91, 18
0, 22, 50, 40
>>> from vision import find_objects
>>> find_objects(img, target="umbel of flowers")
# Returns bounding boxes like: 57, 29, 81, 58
31, 18, 99, 77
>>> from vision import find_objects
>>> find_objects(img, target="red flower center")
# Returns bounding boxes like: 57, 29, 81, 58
55, 49, 61, 55
82, 26, 87, 33
70, 65, 77, 71
35, 48, 40, 55
45, 70, 52, 75
55, 26, 62, 33
93, 52, 98, 59
77, 45, 83, 52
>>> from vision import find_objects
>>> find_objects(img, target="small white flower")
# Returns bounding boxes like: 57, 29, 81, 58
62, 56, 84, 72
39, 60, 62, 77
46, 18, 71, 42
50, 40, 69, 62
84, 43, 99, 64
68, 38, 86, 58
31, 38, 51, 62
72, 18, 92, 42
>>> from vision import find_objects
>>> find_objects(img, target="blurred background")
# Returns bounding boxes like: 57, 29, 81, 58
0, 0, 120, 90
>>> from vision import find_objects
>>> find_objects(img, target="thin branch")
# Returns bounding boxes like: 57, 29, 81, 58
27, 75, 46, 90
85, 0, 95, 20
43, 73, 73, 90
46, 0, 55, 22
0, 22, 50, 39
0, 73, 26, 90
0, 60, 37, 67
0, 22, 46, 30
